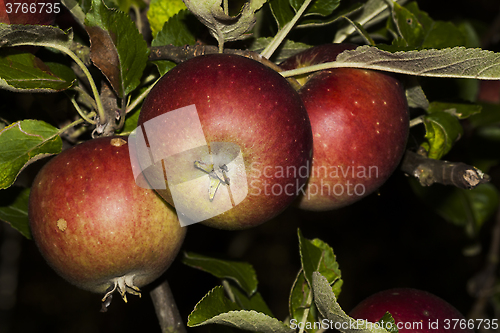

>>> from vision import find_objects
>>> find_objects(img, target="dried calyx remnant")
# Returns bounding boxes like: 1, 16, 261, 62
194, 160, 230, 201
100, 276, 141, 313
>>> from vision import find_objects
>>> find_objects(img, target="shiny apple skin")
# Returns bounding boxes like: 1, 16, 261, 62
138, 54, 313, 230
350, 288, 474, 333
29, 137, 186, 297
281, 44, 409, 211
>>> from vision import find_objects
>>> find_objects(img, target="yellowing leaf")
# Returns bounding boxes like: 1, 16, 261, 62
147, 0, 187, 38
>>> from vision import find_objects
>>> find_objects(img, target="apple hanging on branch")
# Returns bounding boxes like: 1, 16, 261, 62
280, 43, 410, 211
350, 288, 474, 333
135, 53, 313, 230
29, 136, 186, 311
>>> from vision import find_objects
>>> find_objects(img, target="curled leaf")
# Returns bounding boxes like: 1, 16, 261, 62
183, 0, 265, 50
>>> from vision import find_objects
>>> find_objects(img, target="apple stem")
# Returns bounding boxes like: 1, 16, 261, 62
409, 115, 424, 127
260, 0, 314, 60
150, 280, 187, 333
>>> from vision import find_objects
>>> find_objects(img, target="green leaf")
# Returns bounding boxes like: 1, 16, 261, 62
249, 37, 311, 63
183, 252, 258, 296
421, 20, 466, 49
296, 2, 362, 29
147, 0, 186, 38
151, 10, 196, 75
405, 77, 429, 109
469, 103, 500, 128
0, 51, 76, 92
120, 108, 140, 134
427, 101, 482, 119
188, 286, 292, 332
290, 0, 339, 17
61, 0, 87, 26
343, 16, 376, 46
229, 286, 274, 317
108, 0, 146, 13
378, 313, 398, 333
0, 120, 62, 190
0, 187, 31, 239
0, 24, 78, 92
85, 0, 149, 97
269, 0, 295, 30
289, 270, 319, 332
403, 1, 433, 29
410, 181, 499, 237
289, 231, 343, 330
389, 2, 425, 48
312, 272, 392, 333
298, 230, 342, 295
281, 46, 500, 82
458, 20, 482, 49
188, 286, 241, 326
183, 0, 266, 49
388, 2, 465, 49
0, 23, 73, 49
466, 104, 500, 173
334, 0, 405, 43
421, 112, 463, 160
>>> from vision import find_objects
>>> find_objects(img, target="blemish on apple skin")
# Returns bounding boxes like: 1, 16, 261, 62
110, 138, 127, 147
57, 219, 67, 232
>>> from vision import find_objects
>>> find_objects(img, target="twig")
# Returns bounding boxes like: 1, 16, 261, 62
149, 45, 301, 90
400, 150, 490, 189
150, 280, 187, 333
468, 202, 500, 326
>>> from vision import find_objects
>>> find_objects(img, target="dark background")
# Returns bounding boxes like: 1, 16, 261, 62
1, 0, 500, 332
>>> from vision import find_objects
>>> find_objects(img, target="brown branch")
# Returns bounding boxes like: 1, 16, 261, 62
400, 150, 491, 189
150, 280, 187, 333
149, 44, 301, 90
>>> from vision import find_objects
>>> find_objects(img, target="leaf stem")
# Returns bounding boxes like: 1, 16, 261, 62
37, 42, 107, 125
260, 0, 313, 59
222, 280, 236, 303
298, 290, 314, 333
333, 0, 408, 43
62, 46, 107, 125
69, 95, 97, 125
57, 114, 94, 136
126, 77, 160, 114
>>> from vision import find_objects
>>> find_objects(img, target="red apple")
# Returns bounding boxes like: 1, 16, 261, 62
280, 44, 409, 211
477, 80, 500, 104
29, 136, 186, 307
135, 53, 313, 230
0, 0, 59, 25
350, 288, 473, 333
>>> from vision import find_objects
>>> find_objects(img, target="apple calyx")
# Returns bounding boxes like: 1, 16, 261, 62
101, 274, 142, 309
194, 160, 231, 202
